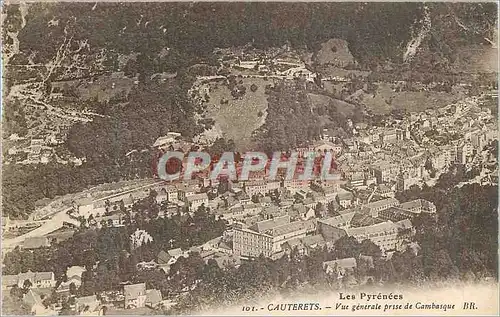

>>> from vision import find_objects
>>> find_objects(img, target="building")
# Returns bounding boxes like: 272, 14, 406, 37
399, 199, 436, 214
157, 248, 186, 267
66, 266, 86, 288
396, 172, 421, 192
3, 271, 56, 290
349, 175, 365, 189
232, 215, 316, 257
244, 180, 281, 197
394, 219, 415, 251
74, 197, 94, 218
347, 221, 399, 253
186, 193, 209, 211
381, 129, 398, 144
164, 185, 179, 201
283, 179, 310, 193
145, 289, 163, 308
97, 214, 125, 228
124, 283, 147, 309
177, 183, 200, 201
362, 197, 400, 218
242, 203, 262, 216
318, 212, 355, 230
378, 206, 414, 222
337, 191, 354, 208
313, 140, 342, 154
282, 234, 326, 256
155, 188, 169, 205
317, 213, 354, 243
377, 184, 395, 198
371, 163, 400, 184
323, 257, 357, 278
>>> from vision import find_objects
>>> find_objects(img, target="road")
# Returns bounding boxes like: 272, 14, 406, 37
2, 208, 75, 250
2, 179, 165, 250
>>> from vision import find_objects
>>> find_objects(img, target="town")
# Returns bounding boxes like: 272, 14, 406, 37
1, 2, 497, 316
2, 88, 497, 314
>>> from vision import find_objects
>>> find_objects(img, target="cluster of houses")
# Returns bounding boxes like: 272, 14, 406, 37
2, 264, 169, 315
313, 96, 497, 194
231, 196, 434, 261
5, 133, 84, 166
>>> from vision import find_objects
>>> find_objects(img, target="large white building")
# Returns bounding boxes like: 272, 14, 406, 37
347, 221, 399, 253
232, 215, 316, 257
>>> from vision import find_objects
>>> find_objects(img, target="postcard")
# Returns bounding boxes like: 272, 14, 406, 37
1, 1, 498, 315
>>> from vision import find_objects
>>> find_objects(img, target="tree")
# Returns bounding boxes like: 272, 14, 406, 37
9, 285, 24, 299
22, 279, 32, 292
360, 239, 382, 257
69, 282, 77, 296
327, 201, 340, 216
334, 236, 361, 259
314, 202, 326, 218
2, 293, 31, 315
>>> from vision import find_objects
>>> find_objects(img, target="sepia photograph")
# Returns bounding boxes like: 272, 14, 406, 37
1, 0, 498, 315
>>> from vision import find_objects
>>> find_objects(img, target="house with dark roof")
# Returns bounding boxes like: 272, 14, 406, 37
377, 206, 414, 223
350, 212, 384, 228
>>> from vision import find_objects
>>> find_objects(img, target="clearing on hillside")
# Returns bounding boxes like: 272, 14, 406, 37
205, 77, 272, 151
361, 83, 464, 114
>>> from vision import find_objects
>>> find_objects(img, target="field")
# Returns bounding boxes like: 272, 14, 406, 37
77, 72, 135, 102
307, 93, 356, 116
205, 77, 271, 151
361, 83, 464, 114
315, 38, 357, 67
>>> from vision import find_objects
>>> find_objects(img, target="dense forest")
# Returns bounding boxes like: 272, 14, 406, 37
253, 80, 322, 153
5, 2, 497, 72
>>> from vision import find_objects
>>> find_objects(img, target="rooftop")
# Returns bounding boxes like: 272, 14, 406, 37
347, 221, 398, 237
399, 199, 436, 213
318, 212, 355, 228
323, 257, 357, 270
266, 219, 315, 237
363, 197, 399, 211
186, 193, 208, 202
253, 215, 290, 233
